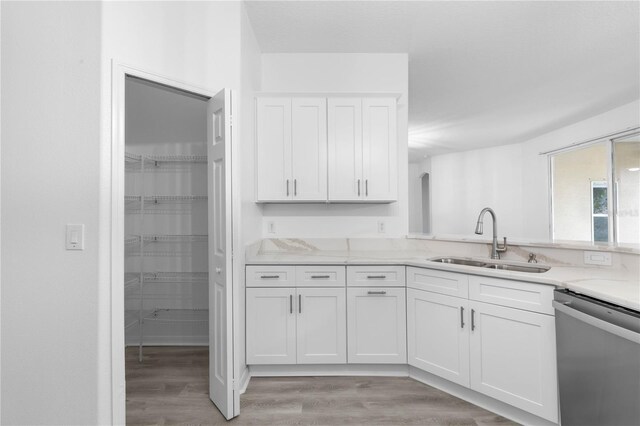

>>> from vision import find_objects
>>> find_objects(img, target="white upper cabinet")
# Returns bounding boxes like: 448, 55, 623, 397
256, 97, 327, 202
256, 97, 292, 202
362, 98, 397, 202
328, 97, 398, 202
327, 98, 363, 201
257, 94, 398, 203
291, 98, 328, 201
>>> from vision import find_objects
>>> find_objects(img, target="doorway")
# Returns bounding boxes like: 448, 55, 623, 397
110, 65, 236, 422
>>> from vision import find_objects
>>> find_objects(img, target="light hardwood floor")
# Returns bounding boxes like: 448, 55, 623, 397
126, 347, 517, 425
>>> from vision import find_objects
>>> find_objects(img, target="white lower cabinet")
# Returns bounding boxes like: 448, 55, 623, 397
407, 288, 470, 387
246, 287, 297, 365
469, 300, 558, 422
246, 287, 346, 365
296, 287, 347, 364
347, 287, 407, 363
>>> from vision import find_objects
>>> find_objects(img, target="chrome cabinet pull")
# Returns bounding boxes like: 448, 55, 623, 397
460, 306, 465, 328
286, 179, 290, 196
471, 309, 476, 331
260, 275, 279, 279
299, 294, 302, 313
290, 295, 293, 314
367, 291, 387, 295
311, 275, 330, 279
366, 275, 386, 279
294, 179, 297, 196
365, 179, 368, 196
357, 179, 361, 196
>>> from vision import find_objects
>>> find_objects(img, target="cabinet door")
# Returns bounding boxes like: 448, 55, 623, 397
362, 98, 397, 202
296, 288, 347, 364
246, 288, 296, 364
327, 98, 363, 201
347, 287, 407, 364
291, 98, 327, 201
256, 97, 292, 201
407, 289, 470, 387
469, 301, 558, 423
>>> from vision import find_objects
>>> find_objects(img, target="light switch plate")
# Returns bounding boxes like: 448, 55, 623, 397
66, 224, 84, 250
583, 251, 612, 266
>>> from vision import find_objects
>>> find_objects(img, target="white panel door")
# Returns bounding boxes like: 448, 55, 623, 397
407, 289, 470, 387
347, 287, 407, 364
246, 288, 296, 365
296, 288, 347, 364
256, 97, 292, 201
469, 301, 558, 423
327, 98, 363, 201
362, 98, 397, 201
207, 89, 235, 419
291, 98, 327, 201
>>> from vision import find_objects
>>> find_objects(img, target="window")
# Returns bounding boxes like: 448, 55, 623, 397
550, 130, 639, 245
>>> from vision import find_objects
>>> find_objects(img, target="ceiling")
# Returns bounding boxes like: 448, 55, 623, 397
245, 1, 640, 161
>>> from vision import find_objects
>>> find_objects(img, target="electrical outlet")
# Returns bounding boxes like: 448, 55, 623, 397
583, 251, 612, 266
378, 221, 386, 233
267, 221, 276, 234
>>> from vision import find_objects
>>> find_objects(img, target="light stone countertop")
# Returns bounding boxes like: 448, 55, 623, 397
246, 246, 640, 312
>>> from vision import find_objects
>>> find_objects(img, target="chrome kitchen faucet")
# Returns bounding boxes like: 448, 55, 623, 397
474, 207, 507, 259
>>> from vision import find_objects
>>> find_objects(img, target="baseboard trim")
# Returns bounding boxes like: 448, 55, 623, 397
238, 367, 251, 394
249, 364, 409, 377
408, 366, 558, 426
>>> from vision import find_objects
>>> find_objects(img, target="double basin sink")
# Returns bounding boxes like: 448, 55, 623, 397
430, 257, 550, 273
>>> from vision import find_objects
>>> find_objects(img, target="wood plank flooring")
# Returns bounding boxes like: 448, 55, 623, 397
126, 347, 517, 426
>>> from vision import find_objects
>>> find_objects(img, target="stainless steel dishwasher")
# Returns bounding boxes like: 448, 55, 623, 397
554, 289, 640, 426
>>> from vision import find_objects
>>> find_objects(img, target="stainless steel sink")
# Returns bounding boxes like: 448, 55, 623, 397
483, 263, 550, 273
430, 257, 488, 267
429, 257, 550, 273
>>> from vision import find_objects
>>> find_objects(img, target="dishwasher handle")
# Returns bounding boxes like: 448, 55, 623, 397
553, 300, 640, 344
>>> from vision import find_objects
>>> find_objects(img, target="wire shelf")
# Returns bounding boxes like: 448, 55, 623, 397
143, 272, 208, 284
125, 310, 140, 329
125, 273, 140, 287
144, 308, 208, 323
142, 234, 208, 243
125, 152, 142, 163
125, 235, 140, 246
145, 155, 207, 164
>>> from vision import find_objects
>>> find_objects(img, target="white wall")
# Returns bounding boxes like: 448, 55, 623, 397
429, 100, 640, 241
1, 2, 102, 424
100, 2, 246, 423
259, 53, 409, 237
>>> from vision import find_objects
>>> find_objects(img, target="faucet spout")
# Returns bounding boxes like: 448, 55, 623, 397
474, 207, 507, 259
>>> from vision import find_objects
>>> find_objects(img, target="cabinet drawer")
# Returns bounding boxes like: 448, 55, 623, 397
295, 265, 345, 287
407, 267, 469, 298
469, 275, 554, 315
246, 265, 296, 287
347, 265, 405, 287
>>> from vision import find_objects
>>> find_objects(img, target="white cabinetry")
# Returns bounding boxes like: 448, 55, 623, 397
407, 268, 558, 423
246, 287, 296, 365
327, 97, 397, 202
256, 97, 327, 202
469, 300, 557, 422
347, 287, 407, 364
296, 287, 346, 364
407, 289, 469, 386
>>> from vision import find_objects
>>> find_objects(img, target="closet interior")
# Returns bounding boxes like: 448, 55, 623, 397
124, 76, 209, 361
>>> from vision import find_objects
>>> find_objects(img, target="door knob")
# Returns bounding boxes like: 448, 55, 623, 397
216, 267, 222, 274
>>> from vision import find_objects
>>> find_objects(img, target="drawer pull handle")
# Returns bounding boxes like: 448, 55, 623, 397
367, 275, 386, 279
367, 291, 387, 295
311, 275, 330, 279
471, 309, 476, 331
299, 294, 302, 313
290, 295, 293, 314
260, 275, 280, 279
460, 306, 465, 328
